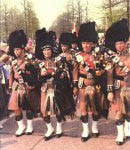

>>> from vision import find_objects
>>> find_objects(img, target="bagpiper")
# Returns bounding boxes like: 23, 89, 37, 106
8, 30, 40, 136
105, 18, 130, 145
35, 29, 76, 141
57, 32, 78, 105
76, 22, 107, 142
35, 28, 57, 141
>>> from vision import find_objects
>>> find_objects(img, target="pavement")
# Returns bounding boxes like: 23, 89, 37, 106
0, 107, 130, 150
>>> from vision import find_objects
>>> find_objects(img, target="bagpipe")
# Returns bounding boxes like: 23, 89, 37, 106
11, 53, 39, 86
54, 55, 74, 80
38, 61, 56, 83
98, 46, 129, 74
92, 47, 107, 71
31, 55, 71, 84
55, 55, 70, 69
23, 53, 41, 66
75, 46, 129, 76
75, 51, 96, 76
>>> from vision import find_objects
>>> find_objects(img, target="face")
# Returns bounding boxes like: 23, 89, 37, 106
82, 42, 93, 53
43, 48, 52, 58
14, 48, 23, 57
61, 44, 69, 52
71, 43, 77, 49
115, 41, 126, 52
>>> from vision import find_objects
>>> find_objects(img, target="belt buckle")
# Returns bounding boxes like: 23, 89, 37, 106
86, 73, 92, 79
19, 78, 24, 84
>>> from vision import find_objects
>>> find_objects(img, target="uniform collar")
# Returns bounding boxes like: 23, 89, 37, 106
117, 50, 128, 56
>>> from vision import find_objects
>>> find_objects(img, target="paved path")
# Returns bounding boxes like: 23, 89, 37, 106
0, 109, 130, 150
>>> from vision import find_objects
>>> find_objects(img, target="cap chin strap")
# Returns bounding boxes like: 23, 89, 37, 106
45, 56, 52, 60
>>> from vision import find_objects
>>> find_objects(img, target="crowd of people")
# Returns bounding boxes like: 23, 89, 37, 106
0, 18, 130, 145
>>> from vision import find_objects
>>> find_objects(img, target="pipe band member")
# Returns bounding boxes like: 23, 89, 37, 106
105, 18, 130, 145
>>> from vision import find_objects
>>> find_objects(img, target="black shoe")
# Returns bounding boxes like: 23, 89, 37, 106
15, 132, 25, 137
92, 132, 99, 137
81, 136, 90, 142
56, 133, 63, 138
26, 131, 33, 135
116, 141, 124, 145
44, 132, 54, 141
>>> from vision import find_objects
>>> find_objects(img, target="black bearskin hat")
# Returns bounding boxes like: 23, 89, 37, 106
49, 31, 57, 42
105, 18, 129, 52
8, 30, 27, 56
71, 32, 78, 44
35, 28, 46, 44
78, 22, 98, 43
35, 28, 54, 60
35, 28, 47, 59
59, 32, 72, 46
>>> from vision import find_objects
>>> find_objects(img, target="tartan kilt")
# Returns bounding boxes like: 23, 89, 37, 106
54, 78, 75, 118
22, 88, 40, 113
8, 81, 40, 113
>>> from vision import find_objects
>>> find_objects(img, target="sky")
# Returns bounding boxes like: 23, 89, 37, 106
2, 0, 104, 29
33, 0, 103, 28
33, 0, 67, 28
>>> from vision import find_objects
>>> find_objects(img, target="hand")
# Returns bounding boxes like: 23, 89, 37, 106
107, 92, 114, 103
66, 55, 72, 61
41, 71, 48, 76
60, 72, 65, 79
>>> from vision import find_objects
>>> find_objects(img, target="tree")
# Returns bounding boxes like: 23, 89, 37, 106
69, 0, 76, 23
49, 12, 72, 37
0, 0, 40, 40
8, 8, 25, 31
21, 0, 40, 38
75, 0, 84, 26
49, 0, 89, 36
23, 0, 28, 34
102, 0, 129, 28
0, 3, 9, 40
